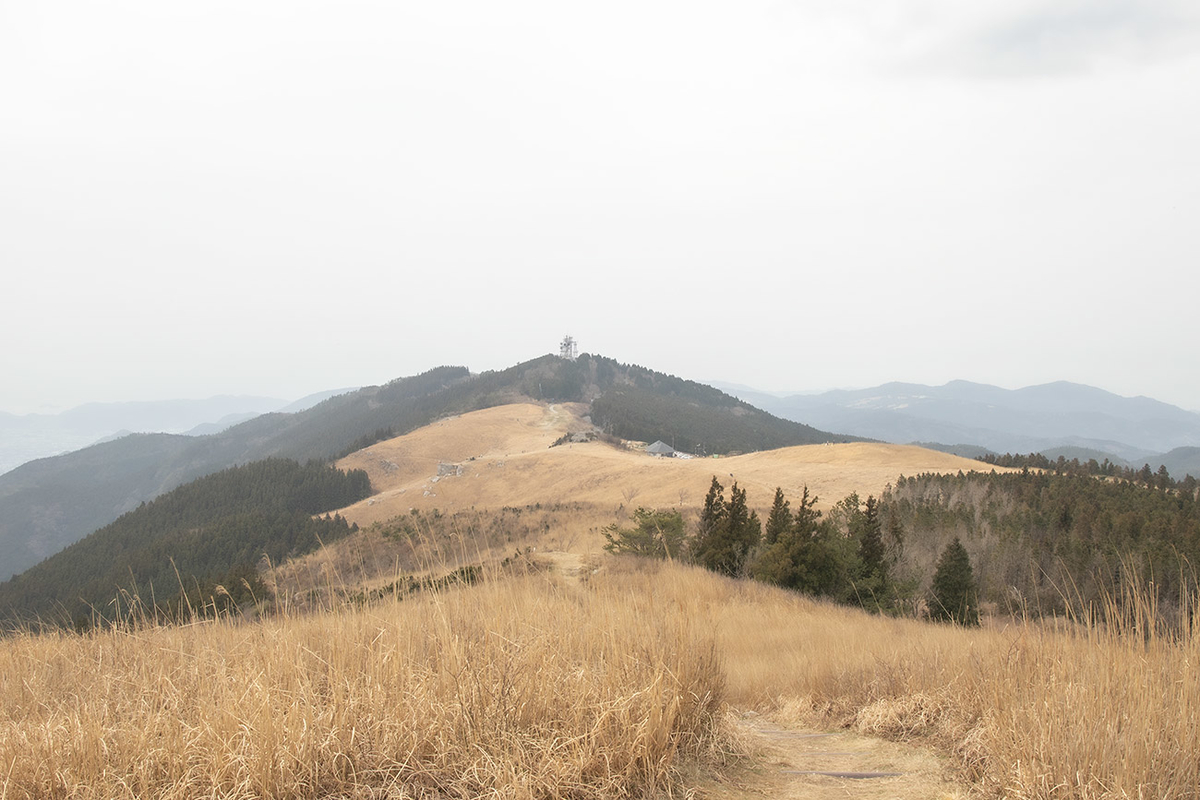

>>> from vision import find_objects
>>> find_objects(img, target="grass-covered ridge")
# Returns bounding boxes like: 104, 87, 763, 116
0, 355, 848, 582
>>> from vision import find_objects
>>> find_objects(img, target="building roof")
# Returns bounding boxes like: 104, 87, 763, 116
645, 440, 676, 455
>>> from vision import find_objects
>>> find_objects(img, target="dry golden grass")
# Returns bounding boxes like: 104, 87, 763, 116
2, 404, 1188, 799
596, 561, 1200, 799
0, 567, 726, 800
2, 559, 1197, 798
270, 503, 590, 610
333, 402, 1009, 548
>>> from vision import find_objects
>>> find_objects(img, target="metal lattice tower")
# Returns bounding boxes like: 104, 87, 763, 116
559, 335, 578, 361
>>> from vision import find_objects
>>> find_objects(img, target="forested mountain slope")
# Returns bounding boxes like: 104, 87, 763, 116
0, 459, 370, 628
0, 366, 470, 580
0, 355, 849, 579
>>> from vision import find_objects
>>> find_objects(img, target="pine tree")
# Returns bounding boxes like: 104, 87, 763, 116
726, 482, 760, 575
1156, 464, 1172, 490
794, 517, 857, 601
764, 487, 791, 546
792, 486, 820, 537
752, 487, 796, 587
928, 537, 979, 626
852, 495, 890, 611
750, 485, 828, 593
698, 476, 726, 541
856, 495, 885, 579
1139, 463, 1154, 486
603, 508, 687, 559
692, 477, 728, 573
692, 478, 759, 577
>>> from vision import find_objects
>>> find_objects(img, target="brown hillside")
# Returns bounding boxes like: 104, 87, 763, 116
333, 402, 1005, 541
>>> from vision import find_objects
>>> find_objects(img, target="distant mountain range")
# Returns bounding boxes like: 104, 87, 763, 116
715, 380, 1200, 479
0, 390, 351, 477
0, 355, 846, 581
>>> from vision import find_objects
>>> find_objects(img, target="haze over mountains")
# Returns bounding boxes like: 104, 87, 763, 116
716, 380, 1200, 477
0, 390, 351, 477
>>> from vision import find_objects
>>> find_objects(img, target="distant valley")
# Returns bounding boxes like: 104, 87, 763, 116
715, 380, 1200, 480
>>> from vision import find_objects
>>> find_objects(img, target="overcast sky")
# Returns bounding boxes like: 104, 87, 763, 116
2, 0, 1198, 415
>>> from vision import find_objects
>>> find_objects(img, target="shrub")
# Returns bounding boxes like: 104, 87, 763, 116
603, 508, 688, 559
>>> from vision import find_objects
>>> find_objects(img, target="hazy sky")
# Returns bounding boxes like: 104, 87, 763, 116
3, 0, 1199, 415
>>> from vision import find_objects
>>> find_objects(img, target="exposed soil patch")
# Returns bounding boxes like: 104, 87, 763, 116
695, 714, 967, 800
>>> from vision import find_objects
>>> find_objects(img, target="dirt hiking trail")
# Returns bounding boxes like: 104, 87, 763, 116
696, 714, 967, 800
536, 554, 969, 800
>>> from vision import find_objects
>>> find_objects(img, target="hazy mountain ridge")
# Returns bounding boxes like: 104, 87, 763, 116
718, 380, 1200, 472
0, 396, 283, 477
0, 355, 845, 580
0, 390, 353, 479
184, 412, 265, 437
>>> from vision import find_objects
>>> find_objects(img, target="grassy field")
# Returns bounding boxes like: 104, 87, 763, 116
331, 402, 1010, 535
2, 558, 1196, 799
272, 400, 1014, 609
3, 404, 1193, 798
0, 563, 726, 799
683, 561, 1200, 798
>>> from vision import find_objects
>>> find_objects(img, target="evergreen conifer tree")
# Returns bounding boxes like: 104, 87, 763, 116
792, 486, 820, 536
856, 495, 885, 578
750, 485, 828, 592
692, 478, 760, 577
764, 487, 791, 546
751, 487, 798, 587
698, 476, 726, 540
928, 537, 979, 625
603, 508, 687, 559
852, 494, 891, 611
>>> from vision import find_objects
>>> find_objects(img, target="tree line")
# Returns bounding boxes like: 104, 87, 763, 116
604, 465, 1200, 626
604, 476, 980, 625
885, 469, 1200, 620
978, 451, 1198, 494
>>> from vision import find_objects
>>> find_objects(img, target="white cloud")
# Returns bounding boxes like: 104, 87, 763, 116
800, 0, 1200, 77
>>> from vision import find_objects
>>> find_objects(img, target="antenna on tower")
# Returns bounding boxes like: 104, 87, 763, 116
559, 335, 578, 361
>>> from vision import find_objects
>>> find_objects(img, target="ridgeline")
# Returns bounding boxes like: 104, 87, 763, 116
0, 353, 850, 593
